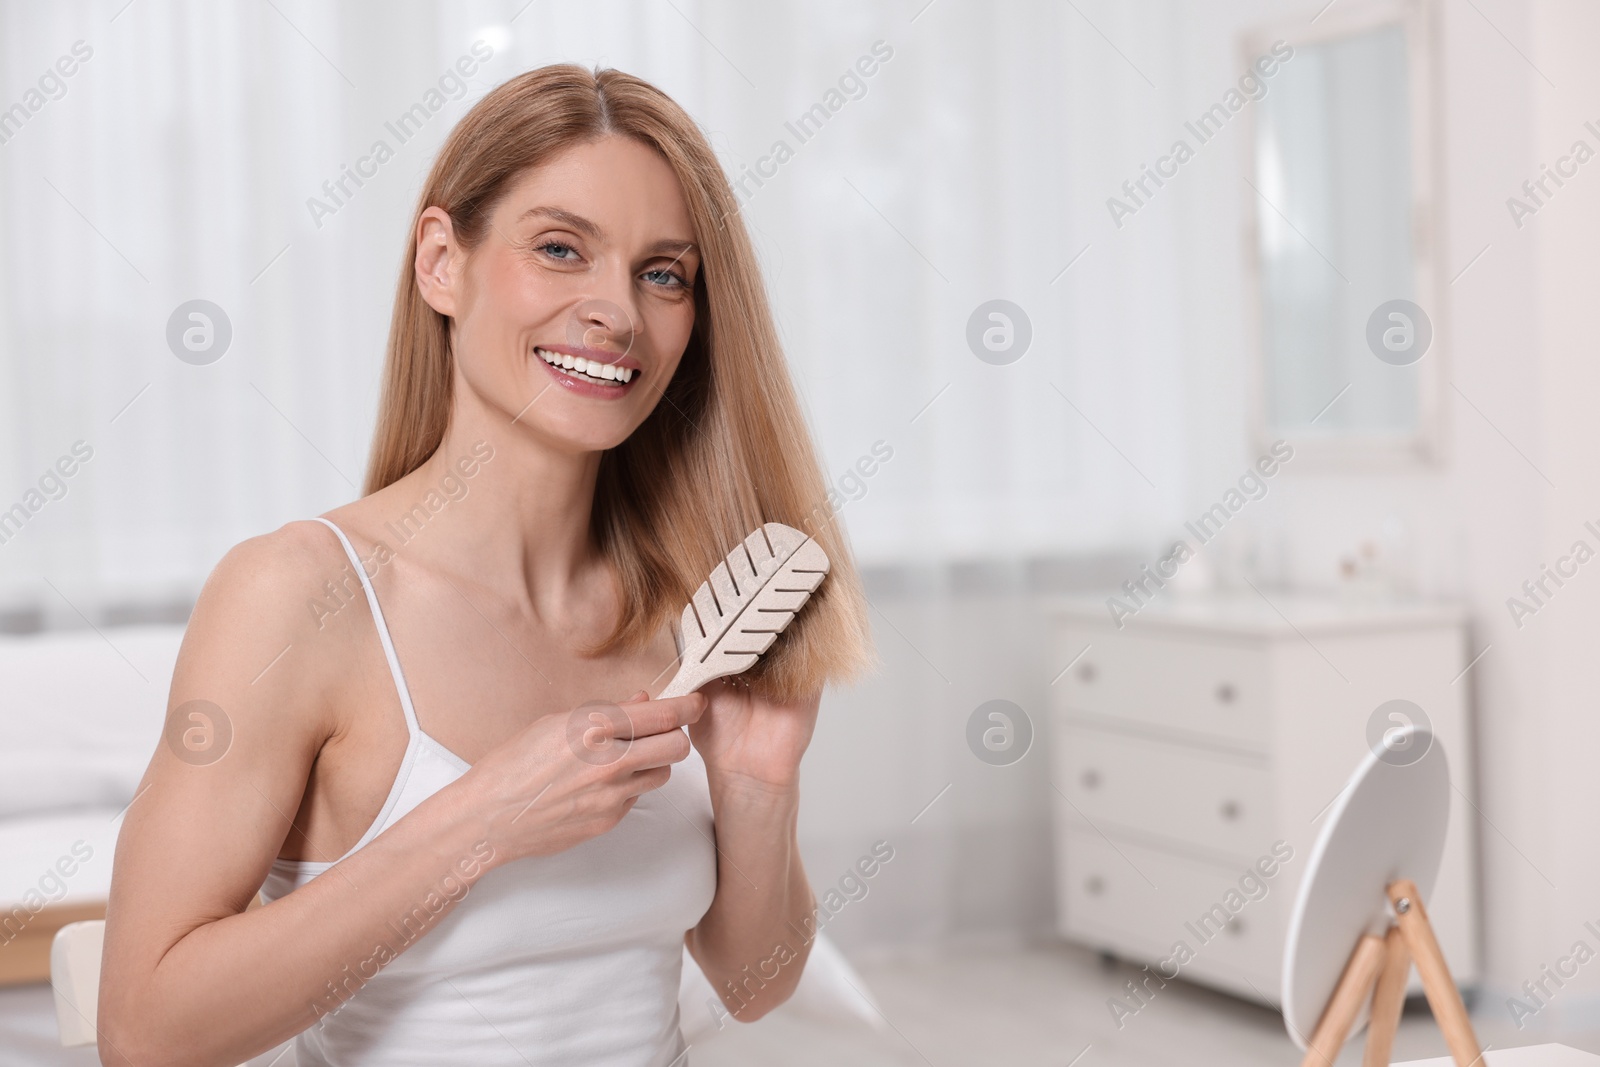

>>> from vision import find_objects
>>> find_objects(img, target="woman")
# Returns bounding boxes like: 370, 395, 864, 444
99, 64, 873, 1067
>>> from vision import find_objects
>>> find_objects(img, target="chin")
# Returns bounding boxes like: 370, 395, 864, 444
527, 414, 635, 455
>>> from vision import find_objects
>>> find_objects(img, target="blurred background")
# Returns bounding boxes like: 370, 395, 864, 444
3, 0, 1600, 1064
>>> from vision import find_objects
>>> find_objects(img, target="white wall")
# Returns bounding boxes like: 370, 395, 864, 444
1509, 0, 1600, 1028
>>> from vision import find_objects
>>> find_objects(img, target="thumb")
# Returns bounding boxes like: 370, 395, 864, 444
621, 689, 650, 704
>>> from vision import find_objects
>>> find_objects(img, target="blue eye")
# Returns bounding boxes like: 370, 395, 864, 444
643, 268, 687, 288
538, 242, 576, 260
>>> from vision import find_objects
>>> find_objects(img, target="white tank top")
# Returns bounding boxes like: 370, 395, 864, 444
259, 517, 718, 1066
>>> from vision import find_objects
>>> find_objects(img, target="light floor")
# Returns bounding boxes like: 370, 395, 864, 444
694, 942, 1600, 1067
4, 942, 1596, 1066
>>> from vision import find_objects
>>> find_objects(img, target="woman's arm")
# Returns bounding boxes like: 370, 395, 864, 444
683, 680, 824, 1023
99, 525, 704, 1067
97, 527, 501, 1067
685, 775, 817, 1024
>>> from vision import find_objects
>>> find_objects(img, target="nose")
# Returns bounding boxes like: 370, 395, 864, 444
568, 276, 642, 355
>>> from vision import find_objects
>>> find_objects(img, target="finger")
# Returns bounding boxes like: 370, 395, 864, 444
611, 693, 706, 739
617, 764, 672, 799
612, 727, 692, 773
619, 689, 649, 704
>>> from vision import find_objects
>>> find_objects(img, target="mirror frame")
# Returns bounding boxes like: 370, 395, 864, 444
1239, 0, 1445, 469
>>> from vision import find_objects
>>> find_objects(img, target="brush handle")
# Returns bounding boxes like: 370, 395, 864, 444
657, 671, 696, 701
656, 658, 726, 700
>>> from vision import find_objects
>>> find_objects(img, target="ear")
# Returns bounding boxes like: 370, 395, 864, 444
415, 206, 463, 317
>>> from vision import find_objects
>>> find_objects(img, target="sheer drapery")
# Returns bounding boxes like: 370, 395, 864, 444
0, 0, 1191, 616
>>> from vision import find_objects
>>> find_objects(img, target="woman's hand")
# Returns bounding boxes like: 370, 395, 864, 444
456, 691, 707, 865
685, 677, 821, 795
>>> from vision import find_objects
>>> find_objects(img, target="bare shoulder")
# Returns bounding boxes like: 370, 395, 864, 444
203, 518, 348, 601
178, 519, 363, 727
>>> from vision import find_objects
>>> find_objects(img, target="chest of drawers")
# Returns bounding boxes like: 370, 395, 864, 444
1045, 593, 1479, 1004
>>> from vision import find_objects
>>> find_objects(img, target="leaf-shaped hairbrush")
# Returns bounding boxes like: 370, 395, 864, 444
656, 522, 829, 699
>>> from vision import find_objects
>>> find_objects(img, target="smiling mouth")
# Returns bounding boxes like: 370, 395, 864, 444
534, 347, 637, 387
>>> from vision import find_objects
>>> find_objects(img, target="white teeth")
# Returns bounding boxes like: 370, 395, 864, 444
534, 348, 634, 387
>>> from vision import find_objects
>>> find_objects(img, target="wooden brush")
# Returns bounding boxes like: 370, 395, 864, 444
656, 522, 829, 699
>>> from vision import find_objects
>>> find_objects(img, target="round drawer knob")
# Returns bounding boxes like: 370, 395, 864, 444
1215, 682, 1236, 704
1085, 875, 1106, 896
1220, 800, 1241, 821
1081, 769, 1101, 790
1078, 662, 1098, 683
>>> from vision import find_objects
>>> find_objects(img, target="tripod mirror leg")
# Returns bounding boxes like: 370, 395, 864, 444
1387, 879, 1484, 1067
1301, 933, 1388, 1067
1363, 924, 1412, 1067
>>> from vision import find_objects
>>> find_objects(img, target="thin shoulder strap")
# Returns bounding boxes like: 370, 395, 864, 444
310, 517, 421, 736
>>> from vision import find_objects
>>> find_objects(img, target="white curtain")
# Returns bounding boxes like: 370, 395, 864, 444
0, 0, 1192, 613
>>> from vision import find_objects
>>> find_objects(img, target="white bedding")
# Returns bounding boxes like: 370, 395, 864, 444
0, 809, 122, 909
0, 625, 181, 823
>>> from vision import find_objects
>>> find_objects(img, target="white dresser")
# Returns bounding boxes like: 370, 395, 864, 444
1045, 592, 1480, 1004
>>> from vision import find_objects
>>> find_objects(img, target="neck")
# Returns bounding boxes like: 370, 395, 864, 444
387, 382, 606, 622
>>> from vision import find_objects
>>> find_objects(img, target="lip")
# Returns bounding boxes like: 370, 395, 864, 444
533, 345, 642, 400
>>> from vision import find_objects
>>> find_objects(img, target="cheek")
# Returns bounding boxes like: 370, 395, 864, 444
459, 256, 563, 356
482, 253, 559, 323
639, 294, 697, 367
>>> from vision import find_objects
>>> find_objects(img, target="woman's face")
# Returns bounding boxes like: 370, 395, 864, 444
417, 134, 701, 454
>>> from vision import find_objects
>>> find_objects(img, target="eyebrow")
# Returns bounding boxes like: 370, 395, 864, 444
516, 206, 698, 259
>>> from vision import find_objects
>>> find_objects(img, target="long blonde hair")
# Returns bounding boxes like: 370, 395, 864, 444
365, 64, 875, 702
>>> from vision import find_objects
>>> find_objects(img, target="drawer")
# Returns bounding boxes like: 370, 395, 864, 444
1052, 724, 1273, 859
1057, 825, 1286, 998
1055, 625, 1270, 750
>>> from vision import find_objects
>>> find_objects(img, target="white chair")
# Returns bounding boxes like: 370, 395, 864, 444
48, 919, 104, 1049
